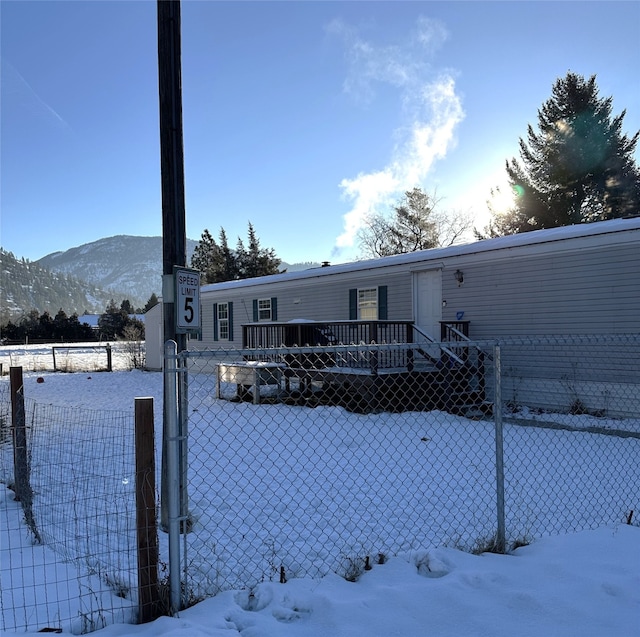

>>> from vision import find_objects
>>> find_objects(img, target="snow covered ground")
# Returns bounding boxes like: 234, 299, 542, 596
1, 344, 639, 636
2, 515, 639, 636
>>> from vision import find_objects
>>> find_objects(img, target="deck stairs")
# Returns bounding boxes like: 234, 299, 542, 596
393, 324, 491, 417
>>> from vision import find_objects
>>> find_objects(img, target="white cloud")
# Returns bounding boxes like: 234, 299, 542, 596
335, 170, 398, 249
329, 18, 464, 253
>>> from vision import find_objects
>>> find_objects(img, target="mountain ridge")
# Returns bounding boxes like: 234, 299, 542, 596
1, 236, 317, 319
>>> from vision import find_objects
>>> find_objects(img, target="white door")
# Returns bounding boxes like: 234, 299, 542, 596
413, 269, 442, 340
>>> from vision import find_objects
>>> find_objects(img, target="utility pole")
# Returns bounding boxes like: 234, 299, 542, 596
157, 0, 187, 532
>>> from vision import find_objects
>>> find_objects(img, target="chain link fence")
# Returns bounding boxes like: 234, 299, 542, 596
177, 334, 639, 601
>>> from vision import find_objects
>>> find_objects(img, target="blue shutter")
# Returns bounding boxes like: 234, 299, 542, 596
212, 303, 218, 341
349, 288, 357, 320
378, 286, 388, 320
271, 297, 278, 321
228, 302, 234, 341
252, 299, 258, 322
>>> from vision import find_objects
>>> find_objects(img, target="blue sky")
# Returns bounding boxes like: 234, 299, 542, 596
2, 1, 639, 266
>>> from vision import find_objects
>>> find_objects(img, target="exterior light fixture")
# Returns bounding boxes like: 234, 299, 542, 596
454, 269, 464, 286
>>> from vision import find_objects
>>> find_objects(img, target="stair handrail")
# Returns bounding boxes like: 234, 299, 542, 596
446, 325, 470, 341
411, 324, 465, 367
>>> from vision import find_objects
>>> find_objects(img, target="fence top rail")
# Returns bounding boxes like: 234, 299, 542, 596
474, 334, 640, 346
52, 344, 112, 350
183, 341, 495, 360
505, 416, 640, 440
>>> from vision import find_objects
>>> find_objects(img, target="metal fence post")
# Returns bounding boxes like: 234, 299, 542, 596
178, 353, 189, 527
493, 343, 506, 552
164, 340, 181, 615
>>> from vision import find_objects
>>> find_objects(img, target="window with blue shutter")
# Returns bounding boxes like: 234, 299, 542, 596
378, 286, 388, 320
349, 288, 357, 320
349, 286, 387, 319
254, 298, 277, 321
213, 302, 233, 341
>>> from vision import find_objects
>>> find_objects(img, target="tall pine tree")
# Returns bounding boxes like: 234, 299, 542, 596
237, 223, 281, 279
190, 229, 219, 282
484, 73, 640, 236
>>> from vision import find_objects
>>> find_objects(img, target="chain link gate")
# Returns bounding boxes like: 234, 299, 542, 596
163, 335, 640, 608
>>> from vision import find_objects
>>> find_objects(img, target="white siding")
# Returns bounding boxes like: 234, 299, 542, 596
441, 242, 639, 337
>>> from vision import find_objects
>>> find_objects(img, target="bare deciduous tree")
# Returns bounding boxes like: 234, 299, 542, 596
357, 187, 472, 258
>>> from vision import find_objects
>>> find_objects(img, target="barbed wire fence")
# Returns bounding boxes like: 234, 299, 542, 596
1, 334, 638, 632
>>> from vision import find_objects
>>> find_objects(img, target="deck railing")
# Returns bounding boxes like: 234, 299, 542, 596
242, 321, 416, 350
242, 320, 473, 372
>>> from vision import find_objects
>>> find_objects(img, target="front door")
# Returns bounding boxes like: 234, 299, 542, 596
413, 269, 442, 340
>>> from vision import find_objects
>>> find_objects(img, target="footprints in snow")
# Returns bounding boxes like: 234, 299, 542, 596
226, 552, 453, 631
414, 550, 453, 578
228, 585, 312, 629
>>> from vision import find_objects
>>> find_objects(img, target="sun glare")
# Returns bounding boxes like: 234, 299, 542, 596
489, 181, 520, 215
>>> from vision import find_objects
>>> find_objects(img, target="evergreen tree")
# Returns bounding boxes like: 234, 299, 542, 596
483, 72, 640, 236
0, 320, 23, 342
217, 228, 239, 281
38, 311, 55, 341
191, 229, 219, 283
54, 309, 70, 340
191, 223, 281, 283
144, 293, 159, 312
238, 222, 281, 279
120, 299, 134, 314
99, 299, 129, 340
388, 188, 439, 254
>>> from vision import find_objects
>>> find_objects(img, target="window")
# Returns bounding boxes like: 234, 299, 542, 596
253, 297, 277, 322
217, 303, 229, 340
213, 302, 233, 341
349, 286, 387, 320
258, 298, 272, 321
358, 288, 378, 320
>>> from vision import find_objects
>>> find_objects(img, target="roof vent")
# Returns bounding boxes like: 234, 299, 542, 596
321, 261, 330, 267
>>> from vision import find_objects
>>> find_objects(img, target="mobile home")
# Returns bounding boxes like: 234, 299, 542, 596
195, 217, 639, 348
147, 218, 639, 415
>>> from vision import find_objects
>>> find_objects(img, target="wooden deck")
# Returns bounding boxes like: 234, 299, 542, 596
234, 320, 490, 415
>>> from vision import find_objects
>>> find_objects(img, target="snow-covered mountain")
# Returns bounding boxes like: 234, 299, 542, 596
36, 236, 198, 309
34, 235, 317, 311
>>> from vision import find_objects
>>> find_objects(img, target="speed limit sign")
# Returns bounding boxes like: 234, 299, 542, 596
174, 267, 201, 334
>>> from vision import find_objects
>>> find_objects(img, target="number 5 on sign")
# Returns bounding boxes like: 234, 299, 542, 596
174, 267, 201, 334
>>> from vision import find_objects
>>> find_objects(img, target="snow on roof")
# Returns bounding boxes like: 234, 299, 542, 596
201, 217, 640, 294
